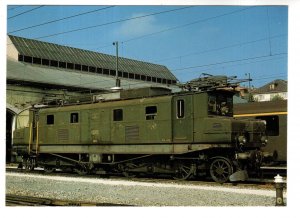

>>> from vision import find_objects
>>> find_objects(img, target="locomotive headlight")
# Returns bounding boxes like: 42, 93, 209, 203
238, 136, 247, 145
261, 136, 268, 144
261, 120, 267, 126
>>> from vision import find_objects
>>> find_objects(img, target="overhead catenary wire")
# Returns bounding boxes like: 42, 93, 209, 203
8, 6, 45, 20
153, 34, 286, 63
86, 33, 287, 67
7, 52, 287, 96
33, 6, 194, 40
252, 74, 287, 81
91, 6, 257, 51
121, 6, 256, 44
6, 33, 286, 70
183, 55, 287, 79
266, 7, 272, 55
6, 5, 283, 66
6, 6, 287, 90
7, 71, 286, 97
8, 6, 24, 11
8, 6, 115, 34
6, 33, 287, 75
6, 36, 287, 90
7, 42, 287, 97
6, 6, 193, 49
172, 52, 287, 72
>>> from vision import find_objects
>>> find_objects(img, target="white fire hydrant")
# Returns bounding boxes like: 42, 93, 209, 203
274, 174, 285, 206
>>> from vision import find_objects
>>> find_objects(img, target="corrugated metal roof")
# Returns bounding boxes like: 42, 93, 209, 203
9, 35, 177, 81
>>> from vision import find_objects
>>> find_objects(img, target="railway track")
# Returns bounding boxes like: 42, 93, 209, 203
6, 165, 287, 206
6, 194, 132, 206
6, 165, 285, 190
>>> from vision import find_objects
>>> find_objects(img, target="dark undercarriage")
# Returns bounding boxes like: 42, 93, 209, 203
18, 147, 264, 183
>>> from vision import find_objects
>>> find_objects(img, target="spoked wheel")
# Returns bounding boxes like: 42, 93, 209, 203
23, 157, 34, 172
209, 157, 233, 183
173, 162, 195, 180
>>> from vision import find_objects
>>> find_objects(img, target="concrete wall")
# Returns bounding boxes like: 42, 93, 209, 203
7, 36, 18, 60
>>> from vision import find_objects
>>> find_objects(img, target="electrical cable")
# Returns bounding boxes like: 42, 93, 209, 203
7, 53, 287, 95
121, 6, 256, 44
8, 6, 115, 34
181, 55, 287, 78
8, 6, 24, 11
153, 34, 286, 63
6, 6, 287, 90
91, 6, 257, 50
172, 52, 287, 72
33, 6, 194, 40
8, 6, 45, 20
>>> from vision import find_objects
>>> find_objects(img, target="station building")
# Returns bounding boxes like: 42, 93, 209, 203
6, 35, 179, 162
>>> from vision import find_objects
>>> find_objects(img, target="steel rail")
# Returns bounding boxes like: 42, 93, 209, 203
6, 194, 132, 206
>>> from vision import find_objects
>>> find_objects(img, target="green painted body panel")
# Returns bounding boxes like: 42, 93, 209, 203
13, 127, 30, 145
194, 92, 234, 143
14, 90, 255, 155
197, 117, 231, 143
37, 95, 173, 148
172, 95, 193, 142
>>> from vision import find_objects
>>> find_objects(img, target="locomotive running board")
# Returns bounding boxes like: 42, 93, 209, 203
229, 170, 248, 182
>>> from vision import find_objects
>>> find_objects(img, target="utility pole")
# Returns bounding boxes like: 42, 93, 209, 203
111, 41, 121, 91
245, 73, 252, 101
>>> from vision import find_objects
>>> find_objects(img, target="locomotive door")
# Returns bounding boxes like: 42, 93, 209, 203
172, 95, 194, 142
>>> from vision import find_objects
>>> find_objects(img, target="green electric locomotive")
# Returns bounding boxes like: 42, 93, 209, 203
12, 76, 269, 183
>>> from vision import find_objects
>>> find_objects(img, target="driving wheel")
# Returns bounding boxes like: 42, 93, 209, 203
209, 157, 233, 183
173, 162, 195, 180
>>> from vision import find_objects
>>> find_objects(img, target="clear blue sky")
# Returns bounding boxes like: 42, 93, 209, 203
6, 5, 288, 88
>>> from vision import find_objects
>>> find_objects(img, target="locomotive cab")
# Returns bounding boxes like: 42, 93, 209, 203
11, 109, 32, 165
207, 91, 233, 117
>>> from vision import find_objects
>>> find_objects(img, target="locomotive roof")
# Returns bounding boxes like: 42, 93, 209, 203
32, 87, 234, 111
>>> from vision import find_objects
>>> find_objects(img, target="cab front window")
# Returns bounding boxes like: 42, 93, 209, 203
208, 93, 233, 116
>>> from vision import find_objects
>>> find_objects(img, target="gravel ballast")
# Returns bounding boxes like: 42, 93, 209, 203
6, 172, 286, 206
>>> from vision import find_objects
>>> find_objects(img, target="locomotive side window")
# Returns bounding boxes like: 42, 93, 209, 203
113, 109, 123, 121
47, 115, 54, 125
208, 95, 217, 114
177, 100, 185, 118
70, 113, 79, 123
208, 94, 233, 116
256, 115, 279, 136
145, 106, 157, 120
